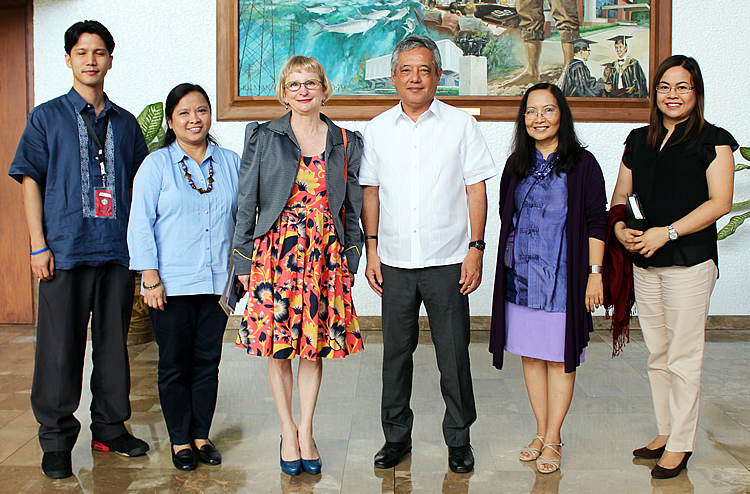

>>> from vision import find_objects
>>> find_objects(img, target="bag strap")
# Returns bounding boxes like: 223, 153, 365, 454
341, 128, 348, 234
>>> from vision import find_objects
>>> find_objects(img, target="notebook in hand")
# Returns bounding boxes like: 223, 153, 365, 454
625, 193, 646, 231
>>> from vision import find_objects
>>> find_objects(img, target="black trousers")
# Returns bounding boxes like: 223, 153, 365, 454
148, 294, 227, 445
31, 263, 135, 453
380, 263, 477, 447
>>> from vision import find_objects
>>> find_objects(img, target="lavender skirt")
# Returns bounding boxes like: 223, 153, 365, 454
505, 301, 585, 363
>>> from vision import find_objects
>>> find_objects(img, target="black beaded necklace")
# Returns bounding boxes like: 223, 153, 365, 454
180, 158, 214, 194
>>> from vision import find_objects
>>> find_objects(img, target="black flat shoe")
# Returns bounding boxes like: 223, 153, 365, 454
651, 451, 692, 479
194, 440, 222, 466
41, 451, 73, 479
633, 445, 666, 459
448, 444, 474, 473
172, 447, 197, 471
374, 439, 412, 469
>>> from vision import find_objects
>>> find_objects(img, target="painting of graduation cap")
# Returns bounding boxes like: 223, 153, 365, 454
603, 35, 649, 98
217, 0, 667, 122
561, 38, 606, 97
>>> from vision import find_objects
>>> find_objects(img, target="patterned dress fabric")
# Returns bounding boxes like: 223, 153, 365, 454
237, 154, 363, 360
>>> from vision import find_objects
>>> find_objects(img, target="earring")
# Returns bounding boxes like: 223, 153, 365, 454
322, 100, 326, 107
285, 102, 289, 110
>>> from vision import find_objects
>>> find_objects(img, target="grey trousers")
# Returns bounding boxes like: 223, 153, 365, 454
380, 263, 476, 447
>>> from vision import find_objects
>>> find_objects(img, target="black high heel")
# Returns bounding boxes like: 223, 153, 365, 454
651, 451, 692, 479
633, 444, 666, 459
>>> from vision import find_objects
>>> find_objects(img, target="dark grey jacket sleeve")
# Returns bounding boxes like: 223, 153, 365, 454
343, 130, 364, 273
232, 122, 261, 275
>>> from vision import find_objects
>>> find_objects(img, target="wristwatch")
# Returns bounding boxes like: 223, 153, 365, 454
469, 240, 486, 251
667, 224, 679, 241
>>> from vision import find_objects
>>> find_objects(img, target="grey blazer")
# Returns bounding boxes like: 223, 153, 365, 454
232, 112, 364, 275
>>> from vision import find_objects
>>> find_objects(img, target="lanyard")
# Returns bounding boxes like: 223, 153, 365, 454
81, 112, 110, 187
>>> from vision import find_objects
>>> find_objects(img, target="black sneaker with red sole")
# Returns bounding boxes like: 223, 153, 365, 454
91, 432, 149, 457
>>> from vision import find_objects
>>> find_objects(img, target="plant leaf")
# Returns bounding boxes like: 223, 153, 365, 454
732, 199, 750, 210
740, 146, 750, 162
718, 210, 750, 240
736, 163, 750, 172
156, 125, 166, 145
137, 103, 164, 145
148, 125, 166, 153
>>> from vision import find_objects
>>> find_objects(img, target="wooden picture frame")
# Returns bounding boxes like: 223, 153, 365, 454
217, 0, 671, 122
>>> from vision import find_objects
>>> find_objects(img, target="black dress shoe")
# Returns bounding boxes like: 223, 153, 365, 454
374, 439, 412, 469
633, 445, 666, 459
41, 451, 73, 479
651, 451, 692, 479
172, 447, 197, 471
448, 445, 474, 473
194, 440, 222, 465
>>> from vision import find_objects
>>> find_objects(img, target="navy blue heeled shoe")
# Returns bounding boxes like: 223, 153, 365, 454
301, 441, 322, 475
280, 437, 301, 476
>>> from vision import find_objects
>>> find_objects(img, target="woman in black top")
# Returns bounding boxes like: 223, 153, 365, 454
610, 55, 737, 479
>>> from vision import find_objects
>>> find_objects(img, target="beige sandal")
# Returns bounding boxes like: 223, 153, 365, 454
520, 435, 545, 461
536, 442, 563, 474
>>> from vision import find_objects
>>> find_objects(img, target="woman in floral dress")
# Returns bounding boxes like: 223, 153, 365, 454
232, 56, 364, 476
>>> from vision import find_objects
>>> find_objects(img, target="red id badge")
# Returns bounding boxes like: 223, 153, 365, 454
94, 188, 114, 218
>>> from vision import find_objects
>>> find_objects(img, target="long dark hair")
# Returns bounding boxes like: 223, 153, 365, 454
647, 55, 705, 150
163, 83, 219, 148
506, 83, 583, 179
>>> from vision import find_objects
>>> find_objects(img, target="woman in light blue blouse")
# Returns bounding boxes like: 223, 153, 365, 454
128, 83, 240, 471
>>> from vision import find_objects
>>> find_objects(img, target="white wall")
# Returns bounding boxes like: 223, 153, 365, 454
33, 0, 750, 315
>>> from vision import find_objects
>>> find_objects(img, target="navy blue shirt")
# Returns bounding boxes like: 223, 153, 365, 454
9, 88, 149, 269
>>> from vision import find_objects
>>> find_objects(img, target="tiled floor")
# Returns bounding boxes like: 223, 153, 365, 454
0, 325, 749, 493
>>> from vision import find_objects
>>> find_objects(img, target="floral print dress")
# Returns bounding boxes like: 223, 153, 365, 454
237, 154, 363, 360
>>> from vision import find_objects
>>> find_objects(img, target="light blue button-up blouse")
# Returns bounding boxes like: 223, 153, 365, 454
128, 140, 240, 296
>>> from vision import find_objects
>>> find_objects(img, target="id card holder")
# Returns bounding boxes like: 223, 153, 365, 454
94, 188, 114, 218
503, 230, 515, 269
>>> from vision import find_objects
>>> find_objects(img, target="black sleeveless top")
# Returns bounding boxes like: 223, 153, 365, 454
623, 120, 738, 269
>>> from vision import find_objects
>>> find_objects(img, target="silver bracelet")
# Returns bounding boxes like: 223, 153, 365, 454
588, 265, 603, 274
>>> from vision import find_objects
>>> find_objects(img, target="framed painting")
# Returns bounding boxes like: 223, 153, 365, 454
217, 0, 671, 122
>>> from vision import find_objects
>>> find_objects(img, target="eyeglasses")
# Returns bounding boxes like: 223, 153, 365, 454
655, 83, 694, 94
284, 79, 322, 92
524, 107, 558, 120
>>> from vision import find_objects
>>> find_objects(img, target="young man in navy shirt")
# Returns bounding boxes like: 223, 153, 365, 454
9, 20, 149, 479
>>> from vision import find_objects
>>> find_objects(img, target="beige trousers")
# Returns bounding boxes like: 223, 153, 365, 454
633, 260, 718, 452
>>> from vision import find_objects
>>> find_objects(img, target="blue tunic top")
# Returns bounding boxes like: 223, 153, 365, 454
505, 150, 568, 312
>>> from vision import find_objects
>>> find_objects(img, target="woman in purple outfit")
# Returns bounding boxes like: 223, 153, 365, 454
489, 83, 606, 473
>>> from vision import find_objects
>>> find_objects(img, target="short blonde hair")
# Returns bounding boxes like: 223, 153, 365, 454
275, 55, 333, 106
465, 2, 476, 15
